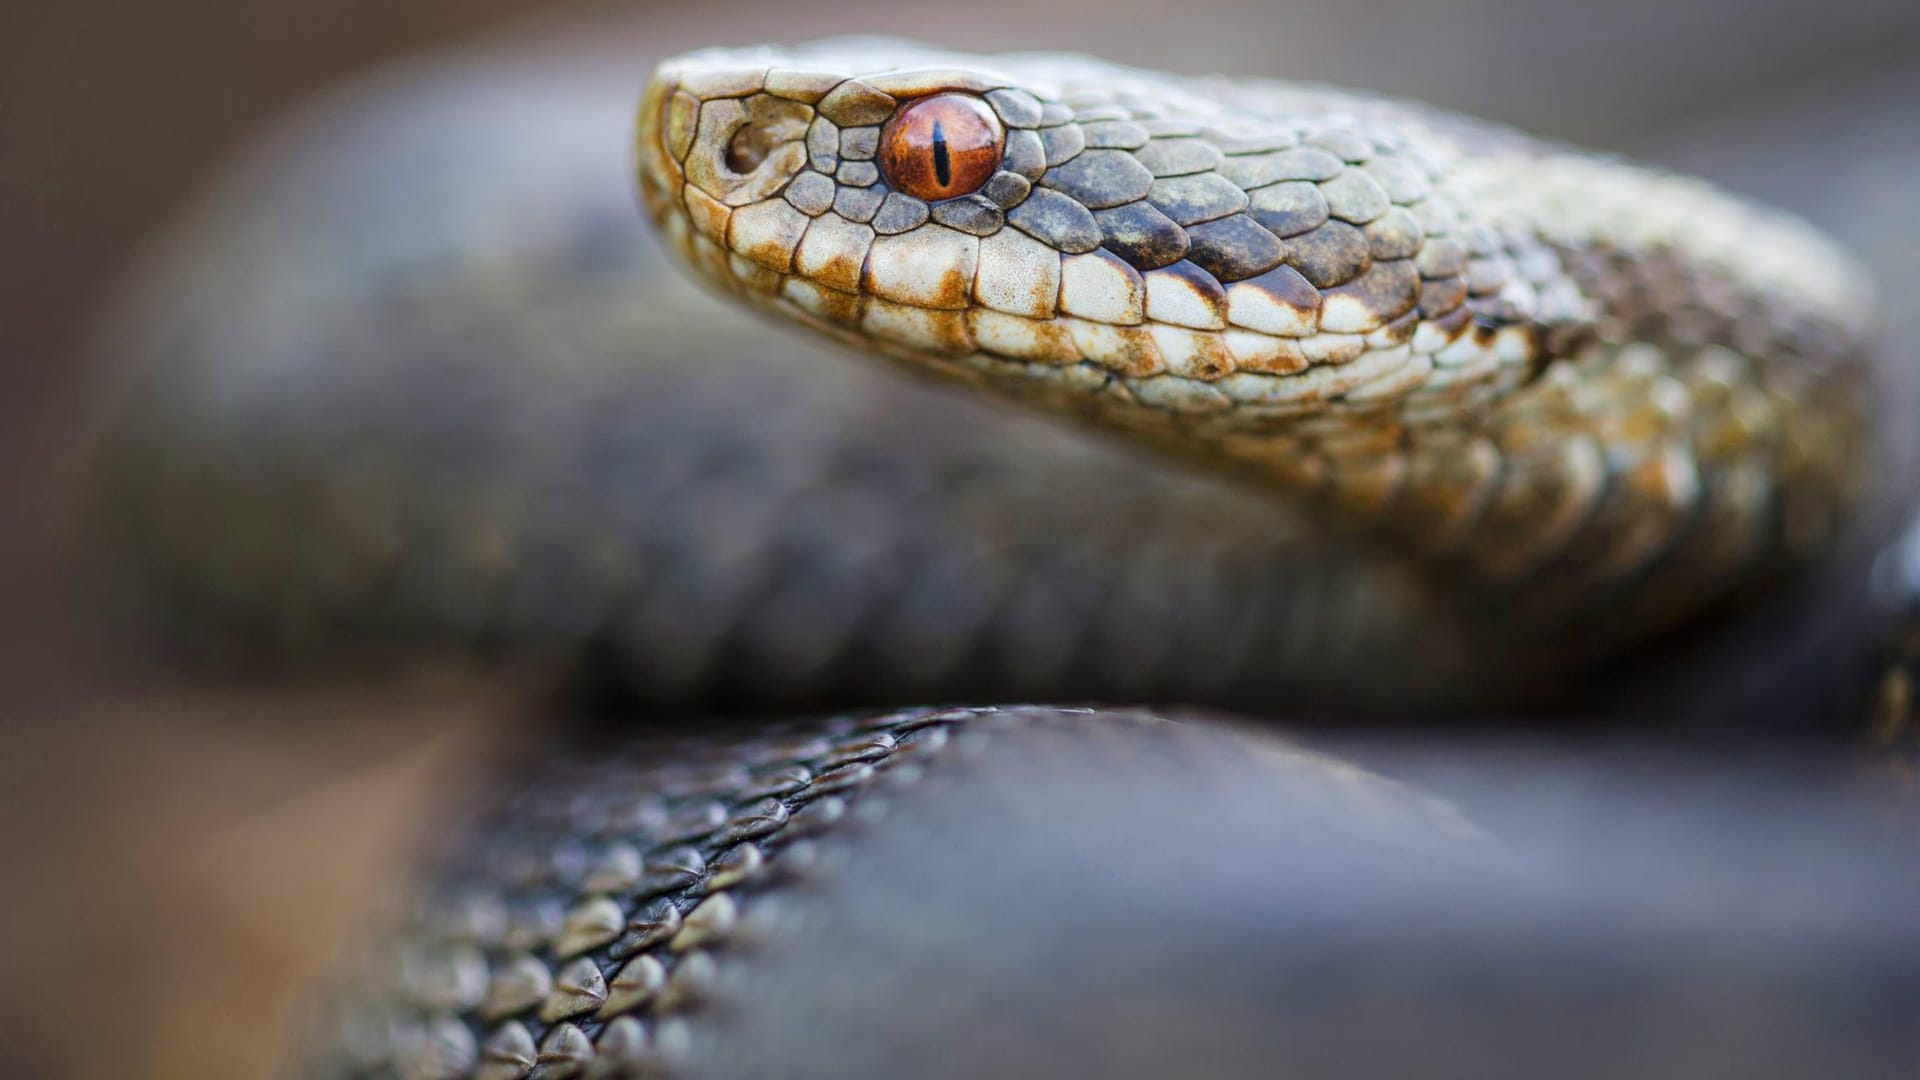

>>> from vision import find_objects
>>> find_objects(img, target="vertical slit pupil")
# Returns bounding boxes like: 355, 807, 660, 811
931, 120, 951, 188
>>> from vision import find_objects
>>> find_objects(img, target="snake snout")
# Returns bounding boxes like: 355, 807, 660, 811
638, 42, 1042, 355
637, 58, 813, 228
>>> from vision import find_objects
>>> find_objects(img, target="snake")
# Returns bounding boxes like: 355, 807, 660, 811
89, 35, 1920, 1080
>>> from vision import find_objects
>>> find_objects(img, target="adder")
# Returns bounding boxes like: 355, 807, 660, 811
93, 38, 1920, 1080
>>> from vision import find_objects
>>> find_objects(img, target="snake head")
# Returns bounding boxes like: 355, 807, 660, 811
635, 40, 1572, 449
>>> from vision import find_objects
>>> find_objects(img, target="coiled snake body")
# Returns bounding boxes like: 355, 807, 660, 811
99, 37, 1920, 1080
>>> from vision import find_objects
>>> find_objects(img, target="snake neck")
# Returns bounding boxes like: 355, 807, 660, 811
1214, 153, 1876, 627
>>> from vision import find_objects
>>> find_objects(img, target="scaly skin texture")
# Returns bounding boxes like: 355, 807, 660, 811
85, 37, 1920, 1080
285, 707, 1920, 1080
289, 707, 1510, 1079
637, 42, 1875, 638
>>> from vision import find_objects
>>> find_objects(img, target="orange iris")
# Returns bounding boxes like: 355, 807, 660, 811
878, 93, 1005, 202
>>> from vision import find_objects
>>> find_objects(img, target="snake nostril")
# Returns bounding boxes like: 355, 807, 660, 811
725, 124, 778, 175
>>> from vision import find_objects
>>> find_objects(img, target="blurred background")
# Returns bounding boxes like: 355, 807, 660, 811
2, 1, 1917, 1077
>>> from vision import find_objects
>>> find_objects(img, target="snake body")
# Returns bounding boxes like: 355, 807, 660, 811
93, 36, 1920, 1080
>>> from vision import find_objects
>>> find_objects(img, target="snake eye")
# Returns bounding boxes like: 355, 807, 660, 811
879, 93, 1005, 202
